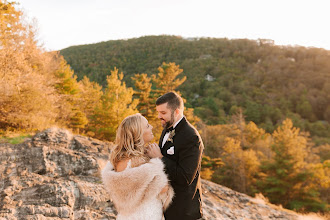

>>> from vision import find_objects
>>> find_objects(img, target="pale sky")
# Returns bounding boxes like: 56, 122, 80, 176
17, 0, 330, 51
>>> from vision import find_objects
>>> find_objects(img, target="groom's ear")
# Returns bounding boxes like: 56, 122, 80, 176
175, 108, 180, 116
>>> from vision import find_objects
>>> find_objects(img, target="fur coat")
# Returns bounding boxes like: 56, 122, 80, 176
101, 158, 174, 217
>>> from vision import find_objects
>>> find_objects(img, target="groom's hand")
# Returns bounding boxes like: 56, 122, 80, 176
147, 143, 163, 158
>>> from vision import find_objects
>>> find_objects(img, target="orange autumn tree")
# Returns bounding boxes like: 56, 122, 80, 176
0, 1, 59, 131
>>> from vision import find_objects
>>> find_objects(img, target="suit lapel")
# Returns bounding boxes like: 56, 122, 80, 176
160, 117, 187, 156
159, 128, 166, 148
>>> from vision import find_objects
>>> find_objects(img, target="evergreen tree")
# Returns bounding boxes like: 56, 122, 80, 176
257, 119, 326, 211
131, 73, 154, 119
70, 108, 88, 134
131, 73, 162, 141
53, 56, 84, 130
151, 62, 186, 95
89, 68, 138, 141
152, 62, 199, 126
54, 58, 80, 96
77, 76, 103, 134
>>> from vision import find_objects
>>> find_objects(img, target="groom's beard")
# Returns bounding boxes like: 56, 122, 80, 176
163, 111, 175, 129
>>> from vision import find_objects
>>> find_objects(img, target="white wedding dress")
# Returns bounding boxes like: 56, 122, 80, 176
116, 160, 164, 220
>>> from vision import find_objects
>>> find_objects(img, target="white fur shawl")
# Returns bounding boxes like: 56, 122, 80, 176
101, 158, 174, 215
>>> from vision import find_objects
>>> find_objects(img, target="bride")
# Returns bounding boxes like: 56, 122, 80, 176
101, 113, 174, 220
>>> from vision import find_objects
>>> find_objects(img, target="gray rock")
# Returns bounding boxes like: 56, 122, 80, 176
0, 128, 304, 219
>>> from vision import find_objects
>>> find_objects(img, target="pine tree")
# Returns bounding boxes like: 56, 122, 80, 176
77, 76, 103, 135
151, 62, 186, 95
70, 108, 88, 134
131, 73, 154, 119
89, 68, 138, 141
152, 62, 199, 126
53, 56, 85, 130
131, 73, 161, 141
257, 119, 326, 211
54, 58, 80, 96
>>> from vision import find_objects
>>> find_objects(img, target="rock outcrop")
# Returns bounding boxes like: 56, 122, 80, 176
0, 128, 310, 219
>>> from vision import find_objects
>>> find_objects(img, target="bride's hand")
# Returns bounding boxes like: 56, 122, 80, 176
146, 143, 163, 158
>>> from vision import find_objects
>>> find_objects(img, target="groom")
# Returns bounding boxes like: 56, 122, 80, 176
147, 92, 204, 220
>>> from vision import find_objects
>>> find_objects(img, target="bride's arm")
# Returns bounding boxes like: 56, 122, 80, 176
159, 185, 174, 211
160, 185, 169, 194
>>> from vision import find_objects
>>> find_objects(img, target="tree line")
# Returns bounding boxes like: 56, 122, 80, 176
200, 112, 329, 212
1, 1, 329, 213
61, 35, 330, 148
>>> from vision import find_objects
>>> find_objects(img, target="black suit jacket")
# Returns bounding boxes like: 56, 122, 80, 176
159, 117, 204, 220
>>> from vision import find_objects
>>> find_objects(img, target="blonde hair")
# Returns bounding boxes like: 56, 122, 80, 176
110, 113, 149, 169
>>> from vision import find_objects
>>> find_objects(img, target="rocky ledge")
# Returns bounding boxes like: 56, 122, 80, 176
0, 128, 320, 219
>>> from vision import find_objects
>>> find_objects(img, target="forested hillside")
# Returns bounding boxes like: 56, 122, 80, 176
61, 36, 330, 145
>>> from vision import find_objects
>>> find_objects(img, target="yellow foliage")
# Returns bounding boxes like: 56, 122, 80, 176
78, 76, 103, 119
0, 2, 61, 131
152, 62, 186, 94
272, 118, 308, 168
222, 137, 241, 154
245, 121, 266, 143
201, 168, 214, 180
307, 161, 330, 188
132, 73, 154, 117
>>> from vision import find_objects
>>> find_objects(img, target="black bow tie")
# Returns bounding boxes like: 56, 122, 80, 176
165, 126, 174, 133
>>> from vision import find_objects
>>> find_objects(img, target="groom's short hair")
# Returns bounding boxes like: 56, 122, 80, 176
156, 92, 184, 112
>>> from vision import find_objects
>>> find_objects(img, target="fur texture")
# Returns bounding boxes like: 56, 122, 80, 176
101, 158, 174, 216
